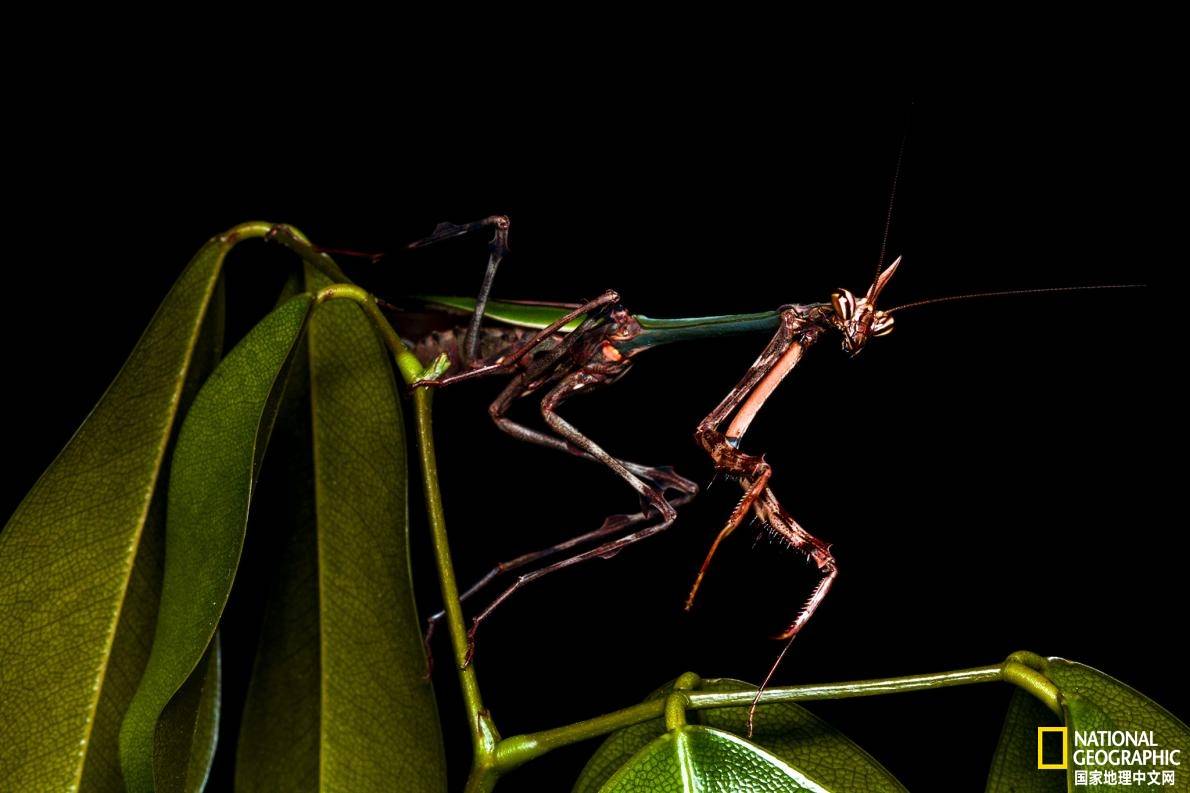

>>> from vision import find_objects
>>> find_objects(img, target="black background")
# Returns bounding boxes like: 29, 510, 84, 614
4, 83, 1175, 792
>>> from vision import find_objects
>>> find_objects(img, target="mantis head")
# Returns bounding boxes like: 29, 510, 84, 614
830, 255, 901, 356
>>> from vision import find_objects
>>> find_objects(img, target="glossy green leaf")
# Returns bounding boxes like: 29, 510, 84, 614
236, 265, 446, 791
152, 634, 222, 793
0, 231, 245, 791
985, 689, 1064, 793
600, 724, 825, 792
119, 294, 315, 792
576, 679, 905, 793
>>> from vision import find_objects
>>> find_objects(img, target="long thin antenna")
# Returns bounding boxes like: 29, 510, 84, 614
887, 284, 1144, 315
875, 110, 911, 281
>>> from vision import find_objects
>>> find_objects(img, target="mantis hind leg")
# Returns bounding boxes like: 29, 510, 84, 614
421, 474, 695, 673
453, 372, 692, 665
407, 215, 510, 365
421, 337, 697, 671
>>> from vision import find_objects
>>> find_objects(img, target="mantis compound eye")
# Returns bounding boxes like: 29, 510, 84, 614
831, 289, 856, 321
871, 312, 895, 337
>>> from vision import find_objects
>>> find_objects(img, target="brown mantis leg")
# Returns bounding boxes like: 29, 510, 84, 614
746, 486, 838, 733
687, 309, 813, 606
422, 350, 693, 657
457, 371, 689, 663
422, 480, 696, 673
687, 309, 838, 733
407, 215, 510, 365
753, 487, 837, 642
421, 311, 697, 670
684, 463, 771, 609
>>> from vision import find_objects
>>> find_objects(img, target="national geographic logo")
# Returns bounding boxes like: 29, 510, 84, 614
1037, 727, 1182, 786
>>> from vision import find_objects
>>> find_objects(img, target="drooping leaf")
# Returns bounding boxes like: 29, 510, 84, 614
236, 264, 446, 791
234, 376, 320, 789
1050, 659, 1189, 792
235, 272, 321, 788
575, 678, 905, 793
0, 231, 247, 791
987, 658, 1190, 793
151, 634, 222, 793
77, 281, 226, 793
985, 689, 1064, 793
599, 724, 826, 792
119, 294, 315, 792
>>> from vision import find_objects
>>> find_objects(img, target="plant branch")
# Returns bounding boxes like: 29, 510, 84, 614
494, 658, 1062, 773
413, 387, 500, 762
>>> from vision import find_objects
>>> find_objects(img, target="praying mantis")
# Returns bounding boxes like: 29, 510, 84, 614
386, 210, 1138, 717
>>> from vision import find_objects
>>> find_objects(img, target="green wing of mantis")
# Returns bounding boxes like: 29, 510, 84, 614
414, 295, 782, 340
415, 295, 585, 331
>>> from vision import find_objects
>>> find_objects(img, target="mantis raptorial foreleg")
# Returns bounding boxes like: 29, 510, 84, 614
687, 307, 839, 728
688, 310, 815, 605
686, 308, 840, 732
684, 463, 771, 610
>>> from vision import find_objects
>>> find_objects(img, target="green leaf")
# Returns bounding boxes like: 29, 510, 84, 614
0, 230, 248, 791
575, 679, 905, 793
152, 634, 222, 793
985, 690, 1064, 793
119, 293, 316, 792
1049, 659, 1190, 793
599, 724, 826, 792
236, 265, 446, 791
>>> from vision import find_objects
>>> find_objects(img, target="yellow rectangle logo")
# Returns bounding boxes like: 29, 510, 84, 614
1038, 726, 1068, 769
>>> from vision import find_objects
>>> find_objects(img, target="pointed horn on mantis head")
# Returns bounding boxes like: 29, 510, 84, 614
866, 254, 903, 305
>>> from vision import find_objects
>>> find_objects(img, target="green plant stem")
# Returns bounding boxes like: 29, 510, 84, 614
1002, 660, 1062, 717
494, 659, 1062, 773
413, 388, 500, 754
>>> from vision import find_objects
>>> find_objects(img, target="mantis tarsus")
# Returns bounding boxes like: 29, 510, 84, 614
390, 212, 1138, 727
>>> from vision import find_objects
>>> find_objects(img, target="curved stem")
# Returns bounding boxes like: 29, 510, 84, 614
686, 665, 1005, 710
313, 284, 426, 383
414, 387, 500, 762
1002, 660, 1062, 717
494, 659, 1059, 773
261, 223, 353, 284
